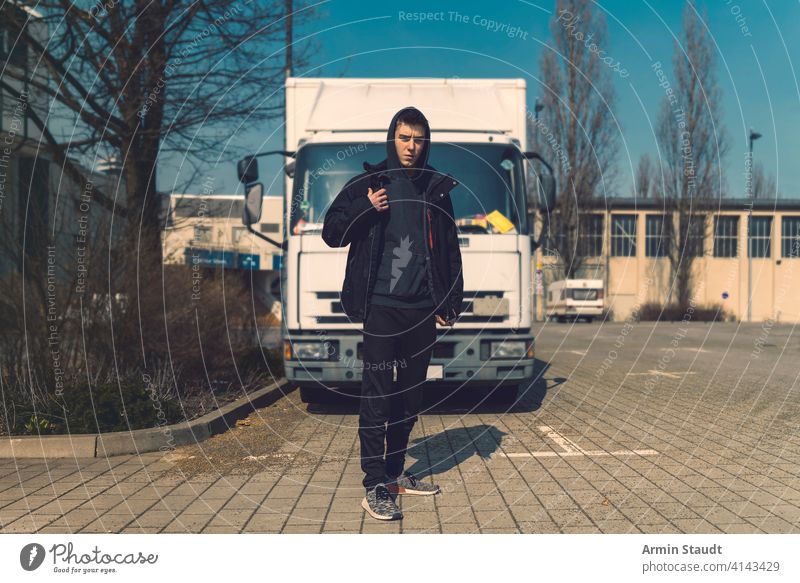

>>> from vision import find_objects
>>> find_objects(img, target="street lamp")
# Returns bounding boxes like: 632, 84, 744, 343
747, 127, 762, 323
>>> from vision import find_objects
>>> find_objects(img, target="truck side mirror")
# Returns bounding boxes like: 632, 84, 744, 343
237, 155, 259, 184
242, 182, 264, 226
523, 151, 557, 214
523, 151, 557, 251
537, 173, 556, 213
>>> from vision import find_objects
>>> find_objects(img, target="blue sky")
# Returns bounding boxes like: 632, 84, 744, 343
166, 0, 800, 199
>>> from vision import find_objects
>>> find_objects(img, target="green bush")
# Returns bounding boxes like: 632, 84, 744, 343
10, 379, 182, 435
238, 346, 284, 379
638, 302, 734, 322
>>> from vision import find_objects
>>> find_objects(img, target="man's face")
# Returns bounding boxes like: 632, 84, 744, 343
394, 122, 425, 169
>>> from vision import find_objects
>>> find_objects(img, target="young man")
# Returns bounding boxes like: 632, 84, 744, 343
322, 107, 464, 520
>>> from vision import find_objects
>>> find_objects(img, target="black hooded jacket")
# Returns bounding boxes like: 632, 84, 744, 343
321, 106, 464, 324
370, 110, 435, 308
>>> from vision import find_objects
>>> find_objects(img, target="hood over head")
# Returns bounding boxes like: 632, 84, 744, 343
384, 106, 431, 180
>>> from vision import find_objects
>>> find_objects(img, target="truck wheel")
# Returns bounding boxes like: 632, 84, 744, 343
299, 386, 337, 404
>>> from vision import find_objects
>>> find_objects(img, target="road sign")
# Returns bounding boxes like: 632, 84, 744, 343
238, 253, 260, 270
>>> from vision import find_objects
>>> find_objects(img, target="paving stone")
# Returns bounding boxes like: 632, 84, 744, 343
294, 493, 334, 509
361, 521, 401, 534
323, 511, 362, 528
2, 325, 799, 537
519, 521, 561, 533
436, 494, 472, 508
474, 510, 516, 529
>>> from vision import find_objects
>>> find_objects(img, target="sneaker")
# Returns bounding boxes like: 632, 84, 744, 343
361, 483, 403, 521
386, 471, 440, 496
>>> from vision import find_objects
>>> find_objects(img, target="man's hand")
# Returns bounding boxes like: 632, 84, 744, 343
368, 187, 389, 212
435, 314, 454, 326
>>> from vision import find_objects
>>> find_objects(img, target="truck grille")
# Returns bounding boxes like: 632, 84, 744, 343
356, 342, 454, 360
313, 291, 509, 324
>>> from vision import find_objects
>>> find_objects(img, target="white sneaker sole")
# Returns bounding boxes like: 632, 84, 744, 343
387, 485, 440, 496
361, 497, 403, 520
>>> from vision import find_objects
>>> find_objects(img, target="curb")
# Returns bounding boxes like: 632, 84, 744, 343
0, 378, 294, 459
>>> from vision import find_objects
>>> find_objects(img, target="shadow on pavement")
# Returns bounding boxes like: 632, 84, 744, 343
404, 424, 508, 480
299, 358, 570, 482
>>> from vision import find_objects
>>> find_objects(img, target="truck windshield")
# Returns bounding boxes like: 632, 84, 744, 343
289, 142, 529, 235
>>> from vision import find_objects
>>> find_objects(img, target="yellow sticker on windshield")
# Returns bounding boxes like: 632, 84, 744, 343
486, 210, 515, 233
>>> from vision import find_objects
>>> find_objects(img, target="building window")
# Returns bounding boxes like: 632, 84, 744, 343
193, 225, 211, 243
748, 216, 772, 258
1, 27, 27, 67
542, 226, 566, 258
611, 215, 636, 257
232, 226, 246, 245
577, 214, 603, 257
17, 156, 49, 260
713, 216, 738, 258
782, 216, 800, 258
645, 214, 671, 258
260, 223, 280, 233
682, 214, 705, 258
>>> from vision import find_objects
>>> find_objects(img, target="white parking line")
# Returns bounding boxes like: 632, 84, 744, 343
494, 425, 659, 459
659, 347, 711, 354
626, 370, 697, 379
494, 450, 659, 458
242, 453, 294, 462
539, 425, 589, 454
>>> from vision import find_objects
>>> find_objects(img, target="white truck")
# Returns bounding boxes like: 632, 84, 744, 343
237, 77, 555, 403
547, 279, 604, 323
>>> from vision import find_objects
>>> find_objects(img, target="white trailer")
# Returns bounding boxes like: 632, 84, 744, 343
237, 77, 555, 402
547, 279, 604, 322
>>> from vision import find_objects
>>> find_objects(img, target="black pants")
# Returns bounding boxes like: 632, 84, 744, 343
359, 303, 436, 491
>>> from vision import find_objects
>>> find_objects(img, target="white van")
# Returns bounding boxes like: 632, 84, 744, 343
547, 279, 604, 322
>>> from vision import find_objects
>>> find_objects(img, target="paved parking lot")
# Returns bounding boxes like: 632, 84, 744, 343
1, 322, 799, 533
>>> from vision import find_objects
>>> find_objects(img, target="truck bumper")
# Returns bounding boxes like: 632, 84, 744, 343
567, 306, 603, 315
550, 307, 602, 318
284, 331, 535, 390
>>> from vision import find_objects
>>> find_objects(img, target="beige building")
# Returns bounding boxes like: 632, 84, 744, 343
535, 198, 800, 323
162, 193, 284, 319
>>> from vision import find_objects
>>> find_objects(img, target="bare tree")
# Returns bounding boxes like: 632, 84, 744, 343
751, 162, 781, 199
532, 0, 619, 278
1, 0, 317, 371
653, 1, 728, 309
3, 0, 317, 240
633, 154, 654, 198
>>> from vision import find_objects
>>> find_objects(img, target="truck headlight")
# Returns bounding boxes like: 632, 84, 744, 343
491, 340, 527, 358
480, 339, 529, 359
291, 341, 336, 360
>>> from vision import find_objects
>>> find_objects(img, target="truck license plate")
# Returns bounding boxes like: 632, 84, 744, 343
426, 365, 443, 379
392, 365, 443, 380
472, 296, 508, 316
